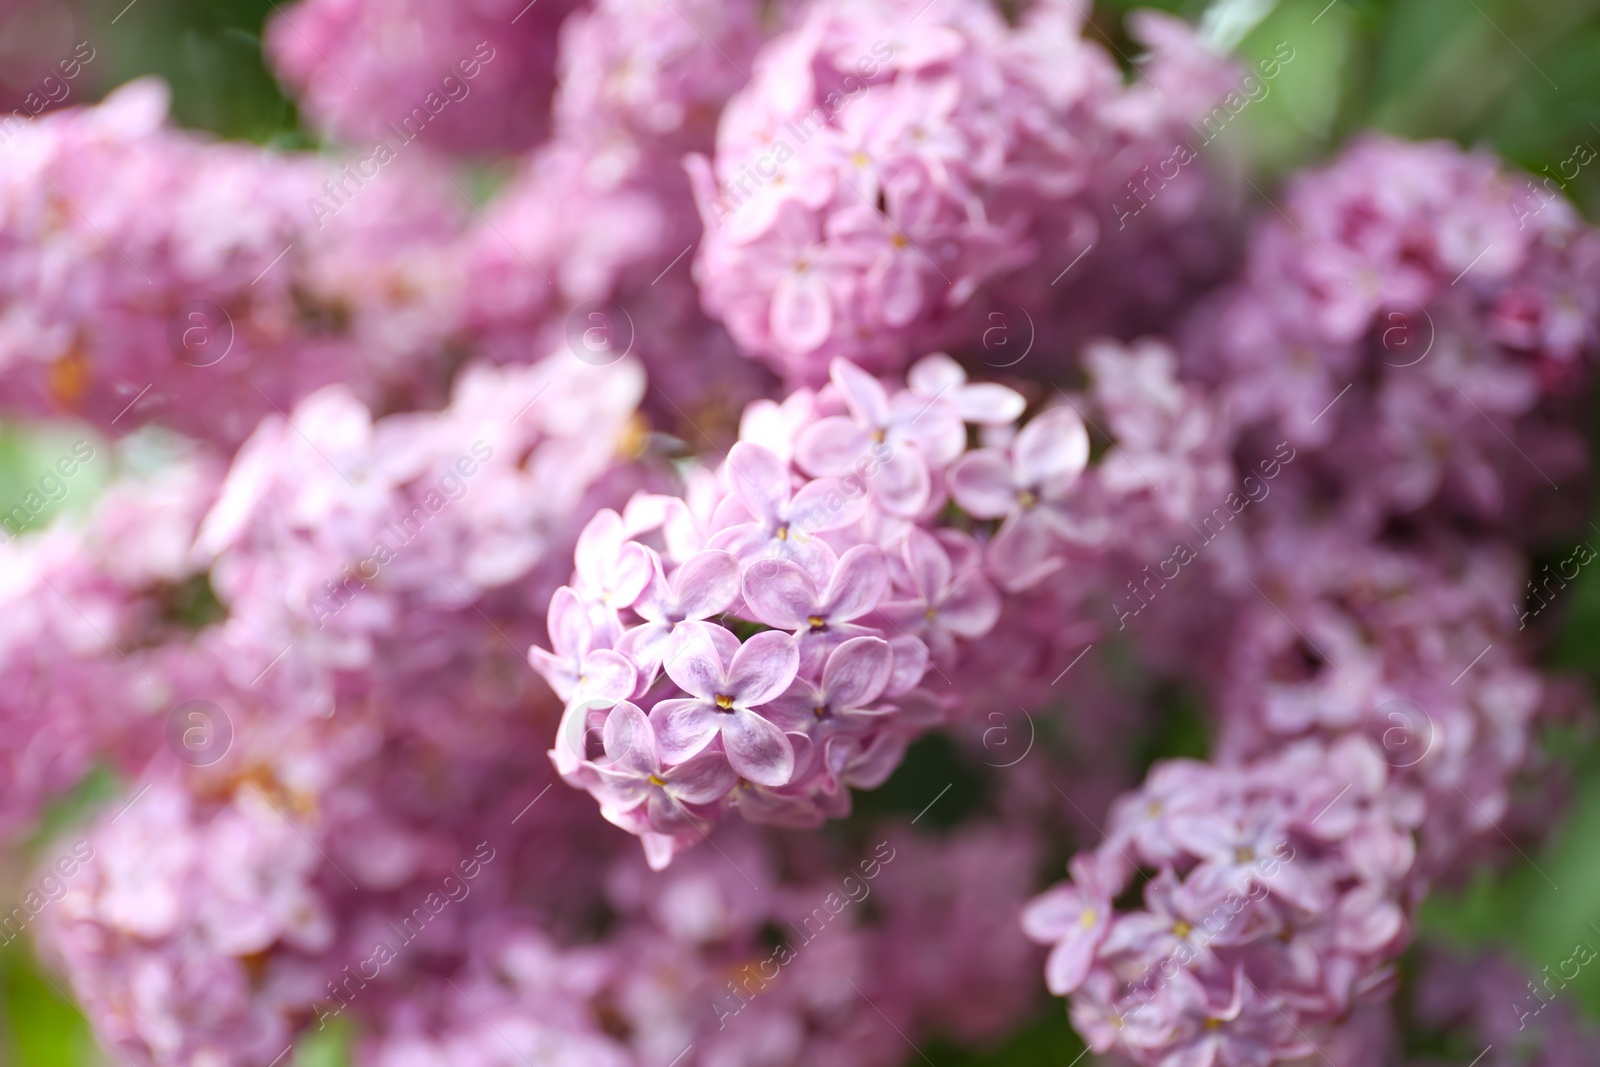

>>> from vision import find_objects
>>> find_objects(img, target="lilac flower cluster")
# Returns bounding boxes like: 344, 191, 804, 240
687, 0, 1237, 381
265, 0, 580, 155
0, 79, 466, 447
533, 353, 1124, 864
1024, 737, 1416, 1063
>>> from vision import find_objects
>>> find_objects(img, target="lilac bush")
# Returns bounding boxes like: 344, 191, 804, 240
0, 1, 1594, 1065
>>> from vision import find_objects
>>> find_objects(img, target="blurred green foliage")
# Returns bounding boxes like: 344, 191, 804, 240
4, 0, 1600, 1063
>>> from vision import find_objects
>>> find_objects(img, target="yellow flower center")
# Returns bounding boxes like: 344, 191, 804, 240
714, 694, 734, 710
648, 774, 667, 787
808, 615, 826, 630
775, 525, 789, 541
1173, 920, 1193, 939
1079, 908, 1098, 930
1017, 488, 1038, 509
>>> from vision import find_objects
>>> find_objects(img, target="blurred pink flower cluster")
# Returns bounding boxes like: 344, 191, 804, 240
0, 0, 1594, 1065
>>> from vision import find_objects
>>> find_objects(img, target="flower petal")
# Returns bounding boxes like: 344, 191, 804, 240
907, 352, 965, 396
900, 528, 952, 604
664, 753, 738, 805
662, 621, 734, 699
725, 442, 791, 526
1043, 928, 1098, 996
871, 445, 932, 515
600, 700, 659, 777
986, 513, 1063, 593
545, 586, 592, 658
671, 549, 743, 620
958, 383, 1026, 425
573, 509, 626, 587
771, 266, 833, 354
795, 416, 873, 477
762, 678, 824, 732
788, 476, 869, 533
576, 649, 639, 704
727, 629, 801, 706
1020, 885, 1086, 942
939, 568, 1001, 637
830, 357, 892, 427
1015, 407, 1089, 498
742, 559, 819, 630
822, 636, 893, 710
722, 709, 796, 786
649, 698, 722, 764
947, 449, 1018, 518
821, 544, 889, 623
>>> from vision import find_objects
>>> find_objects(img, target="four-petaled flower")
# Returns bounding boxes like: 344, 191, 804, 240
709, 441, 866, 572
1020, 855, 1116, 995
795, 357, 965, 516
948, 406, 1094, 590
587, 701, 738, 870
649, 621, 800, 787
617, 548, 742, 682
742, 543, 888, 671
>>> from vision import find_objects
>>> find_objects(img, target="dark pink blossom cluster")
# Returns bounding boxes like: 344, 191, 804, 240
1183, 134, 1600, 521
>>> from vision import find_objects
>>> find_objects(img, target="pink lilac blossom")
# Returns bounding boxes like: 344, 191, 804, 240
537, 353, 1112, 864
1021, 133, 1600, 1065
356, 821, 1041, 1067
0, 446, 221, 836
687, 0, 1237, 382
0, 78, 467, 448
265, 0, 582, 156
1025, 737, 1417, 1066
461, 0, 776, 444
36, 356, 651, 1066
1181, 134, 1600, 523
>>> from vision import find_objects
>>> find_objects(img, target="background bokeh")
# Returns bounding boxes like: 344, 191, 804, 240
2, 0, 1600, 1062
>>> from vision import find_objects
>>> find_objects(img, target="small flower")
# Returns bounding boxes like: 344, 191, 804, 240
708, 441, 867, 570
1020, 855, 1116, 995
906, 352, 1026, 426
529, 587, 638, 705
794, 357, 965, 515
649, 621, 800, 786
875, 528, 999, 664
764, 635, 895, 735
589, 701, 737, 835
617, 548, 742, 680
572, 508, 654, 626
947, 406, 1094, 589
741, 543, 888, 669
